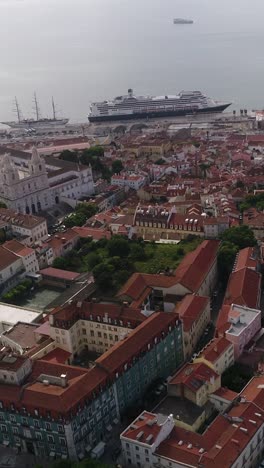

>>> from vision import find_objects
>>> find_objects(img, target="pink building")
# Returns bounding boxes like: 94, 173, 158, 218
224, 304, 261, 358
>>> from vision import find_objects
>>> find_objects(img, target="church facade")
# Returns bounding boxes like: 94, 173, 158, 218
0, 148, 94, 215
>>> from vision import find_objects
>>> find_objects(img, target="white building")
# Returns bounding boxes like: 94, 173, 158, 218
0, 148, 94, 215
120, 411, 174, 468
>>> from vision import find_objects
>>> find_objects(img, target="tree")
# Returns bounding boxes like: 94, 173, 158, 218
111, 159, 123, 174
93, 262, 114, 290
220, 225, 256, 250
107, 237, 130, 258
129, 243, 145, 261
53, 257, 69, 270
64, 203, 98, 228
217, 241, 239, 283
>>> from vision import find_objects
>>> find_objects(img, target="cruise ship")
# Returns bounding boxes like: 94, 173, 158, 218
88, 89, 232, 123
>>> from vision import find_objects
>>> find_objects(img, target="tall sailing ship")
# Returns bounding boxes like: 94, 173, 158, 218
2, 94, 69, 128
88, 89, 231, 123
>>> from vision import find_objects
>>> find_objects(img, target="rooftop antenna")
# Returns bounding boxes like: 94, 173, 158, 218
52, 96, 56, 120
13, 97, 22, 123
33, 92, 41, 121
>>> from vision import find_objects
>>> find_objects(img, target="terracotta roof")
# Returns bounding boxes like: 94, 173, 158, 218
3, 240, 35, 257
234, 247, 258, 271
50, 301, 146, 329
122, 411, 165, 444
225, 267, 261, 309
213, 387, 238, 401
169, 362, 219, 393
174, 240, 220, 292
41, 348, 71, 365
0, 245, 20, 269
198, 337, 233, 364
96, 312, 179, 374
0, 311, 179, 417
72, 226, 111, 240
0, 208, 45, 228
176, 294, 209, 331
40, 267, 80, 281
156, 400, 264, 468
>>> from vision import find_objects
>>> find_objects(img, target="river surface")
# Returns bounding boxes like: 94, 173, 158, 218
0, 0, 264, 122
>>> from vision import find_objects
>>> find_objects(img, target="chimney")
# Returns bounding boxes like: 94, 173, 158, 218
60, 374, 68, 388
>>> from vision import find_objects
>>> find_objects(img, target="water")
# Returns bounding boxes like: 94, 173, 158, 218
1, 0, 264, 122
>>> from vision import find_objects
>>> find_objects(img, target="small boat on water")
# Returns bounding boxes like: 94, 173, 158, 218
173, 18, 194, 24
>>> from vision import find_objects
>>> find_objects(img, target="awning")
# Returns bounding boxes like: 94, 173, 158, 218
49, 451, 55, 458
113, 418, 119, 425
78, 452, 85, 460
85, 445, 91, 453
3, 440, 10, 446
106, 425, 113, 432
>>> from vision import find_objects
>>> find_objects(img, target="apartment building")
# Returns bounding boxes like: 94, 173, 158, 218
0, 311, 184, 460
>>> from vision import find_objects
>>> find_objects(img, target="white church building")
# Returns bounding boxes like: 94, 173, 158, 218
0, 148, 94, 214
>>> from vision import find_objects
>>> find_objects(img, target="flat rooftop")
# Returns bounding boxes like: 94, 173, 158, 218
0, 303, 42, 328
3, 322, 39, 350
154, 396, 204, 426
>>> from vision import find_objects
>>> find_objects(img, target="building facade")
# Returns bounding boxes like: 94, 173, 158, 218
0, 149, 94, 215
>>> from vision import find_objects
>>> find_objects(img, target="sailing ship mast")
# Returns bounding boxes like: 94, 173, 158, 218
33, 92, 41, 121
52, 97, 57, 120
13, 97, 22, 123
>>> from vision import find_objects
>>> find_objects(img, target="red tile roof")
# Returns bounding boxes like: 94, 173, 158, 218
118, 240, 220, 296
0, 246, 20, 269
225, 267, 261, 309
41, 348, 71, 365
122, 411, 165, 444
40, 267, 80, 281
169, 362, 219, 393
72, 226, 111, 240
0, 311, 179, 417
176, 294, 209, 331
174, 240, 220, 292
234, 247, 258, 271
50, 301, 146, 329
198, 337, 233, 364
213, 387, 238, 401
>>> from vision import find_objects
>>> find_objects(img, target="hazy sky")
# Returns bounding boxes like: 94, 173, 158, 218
1, 0, 264, 121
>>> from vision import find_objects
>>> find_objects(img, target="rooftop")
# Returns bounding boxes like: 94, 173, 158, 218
40, 267, 81, 282
155, 395, 204, 426
225, 267, 261, 309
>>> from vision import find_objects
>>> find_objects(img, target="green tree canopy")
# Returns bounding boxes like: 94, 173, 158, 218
220, 225, 256, 250
111, 159, 123, 174
107, 237, 130, 258
64, 203, 98, 228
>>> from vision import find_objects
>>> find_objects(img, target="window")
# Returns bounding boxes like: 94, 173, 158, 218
47, 435, 54, 443
46, 422, 51, 431
34, 420, 40, 428
60, 437, 66, 446
58, 425, 64, 433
